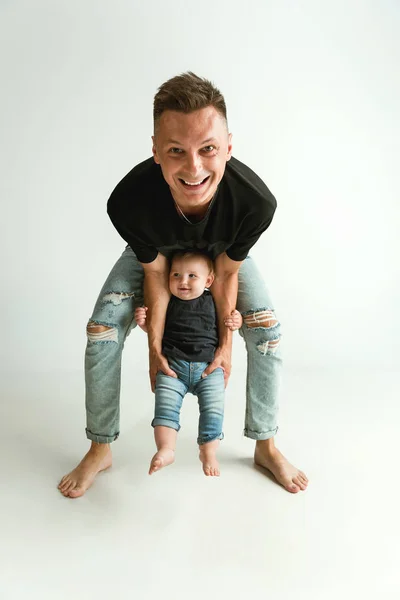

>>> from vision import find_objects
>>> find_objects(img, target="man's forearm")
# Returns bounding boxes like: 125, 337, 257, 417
144, 272, 170, 353
210, 272, 238, 348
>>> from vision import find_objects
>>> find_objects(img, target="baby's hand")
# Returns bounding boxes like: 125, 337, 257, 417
224, 309, 243, 331
135, 306, 148, 333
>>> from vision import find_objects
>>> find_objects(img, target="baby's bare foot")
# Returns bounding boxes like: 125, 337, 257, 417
254, 443, 308, 493
149, 448, 175, 474
58, 443, 112, 498
199, 441, 220, 477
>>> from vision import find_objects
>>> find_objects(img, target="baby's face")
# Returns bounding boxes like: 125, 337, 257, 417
169, 256, 214, 301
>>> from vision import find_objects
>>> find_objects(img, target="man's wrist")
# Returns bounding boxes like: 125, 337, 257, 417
149, 342, 162, 355
217, 342, 232, 354
218, 329, 232, 347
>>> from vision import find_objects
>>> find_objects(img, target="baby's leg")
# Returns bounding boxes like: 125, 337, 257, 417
199, 439, 220, 477
149, 368, 187, 474
195, 367, 225, 477
149, 426, 177, 474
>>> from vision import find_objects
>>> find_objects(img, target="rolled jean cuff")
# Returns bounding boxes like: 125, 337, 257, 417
85, 428, 119, 444
198, 432, 224, 446
151, 418, 180, 432
243, 426, 278, 441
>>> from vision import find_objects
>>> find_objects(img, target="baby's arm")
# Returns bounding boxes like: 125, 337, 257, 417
223, 309, 243, 331
134, 306, 148, 333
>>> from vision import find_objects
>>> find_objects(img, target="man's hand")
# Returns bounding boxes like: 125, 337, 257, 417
149, 349, 177, 393
201, 346, 232, 388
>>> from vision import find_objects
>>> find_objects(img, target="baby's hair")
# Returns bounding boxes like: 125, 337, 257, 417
170, 251, 214, 275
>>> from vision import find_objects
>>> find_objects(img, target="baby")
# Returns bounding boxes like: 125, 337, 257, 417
135, 251, 242, 477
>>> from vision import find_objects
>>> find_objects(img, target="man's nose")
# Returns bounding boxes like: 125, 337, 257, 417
185, 152, 203, 176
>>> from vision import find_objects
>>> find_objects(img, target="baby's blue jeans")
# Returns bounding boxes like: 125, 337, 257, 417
85, 247, 282, 443
153, 358, 225, 446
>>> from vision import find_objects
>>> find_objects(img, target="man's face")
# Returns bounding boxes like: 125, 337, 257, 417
169, 256, 214, 301
152, 106, 232, 209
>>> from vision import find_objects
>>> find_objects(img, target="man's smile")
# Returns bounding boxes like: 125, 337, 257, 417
178, 176, 210, 189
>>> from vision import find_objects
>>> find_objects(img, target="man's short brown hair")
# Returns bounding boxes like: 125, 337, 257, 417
153, 71, 227, 133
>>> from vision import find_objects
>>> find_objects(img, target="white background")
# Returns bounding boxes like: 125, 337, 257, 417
1, 2, 399, 599
1, 0, 398, 375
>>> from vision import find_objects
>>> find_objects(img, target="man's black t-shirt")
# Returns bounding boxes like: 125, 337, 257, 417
162, 291, 218, 363
107, 156, 277, 263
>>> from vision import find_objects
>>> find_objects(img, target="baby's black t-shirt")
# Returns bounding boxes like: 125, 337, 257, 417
162, 291, 218, 363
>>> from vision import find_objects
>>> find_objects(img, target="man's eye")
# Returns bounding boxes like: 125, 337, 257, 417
169, 148, 183, 154
203, 146, 215, 153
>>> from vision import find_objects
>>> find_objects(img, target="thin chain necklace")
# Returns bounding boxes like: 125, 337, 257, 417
174, 192, 216, 225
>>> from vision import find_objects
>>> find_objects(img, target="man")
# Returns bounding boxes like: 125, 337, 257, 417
58, 72, 308, 498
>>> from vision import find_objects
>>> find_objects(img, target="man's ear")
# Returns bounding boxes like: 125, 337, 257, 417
152, 136, 160, 164
226, 132, 233, 161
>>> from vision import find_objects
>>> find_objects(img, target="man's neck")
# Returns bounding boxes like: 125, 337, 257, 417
172, 192, 215, 221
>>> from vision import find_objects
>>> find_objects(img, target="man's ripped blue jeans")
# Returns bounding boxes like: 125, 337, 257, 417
85, 247, 282, 443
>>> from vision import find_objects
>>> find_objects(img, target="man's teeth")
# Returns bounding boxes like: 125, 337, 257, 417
183, 178, 205, 186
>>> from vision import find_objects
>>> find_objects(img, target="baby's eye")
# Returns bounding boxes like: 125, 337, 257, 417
172, 272, 180, 277
188, 274, 197, 278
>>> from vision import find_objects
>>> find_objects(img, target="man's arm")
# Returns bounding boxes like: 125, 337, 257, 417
141, 253, 177, 391
203, 252, 243, 386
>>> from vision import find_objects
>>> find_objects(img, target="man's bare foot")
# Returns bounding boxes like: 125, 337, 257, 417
199, 440, 220, 476
254, 439, 308, 493
58, 442, 112, 498
149, 448, 175, 474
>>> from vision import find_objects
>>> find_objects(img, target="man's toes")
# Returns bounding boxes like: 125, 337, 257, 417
61, 481, 76, 495
68, 486, 85, 498
60, 480, 73, 492
296, 474, 308, 487
58, 476, 69, 489
59, 478, 72, 492
287, 481, 300, 493
293, 476, 306, 491
61, 485, 74, 497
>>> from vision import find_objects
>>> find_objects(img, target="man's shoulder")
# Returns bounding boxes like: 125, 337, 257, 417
110, 157, 166, 197
223, 156, 276, 210
108, 157, 169, 209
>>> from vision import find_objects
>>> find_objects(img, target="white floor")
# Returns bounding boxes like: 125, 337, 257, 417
1, 364, 399, 600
